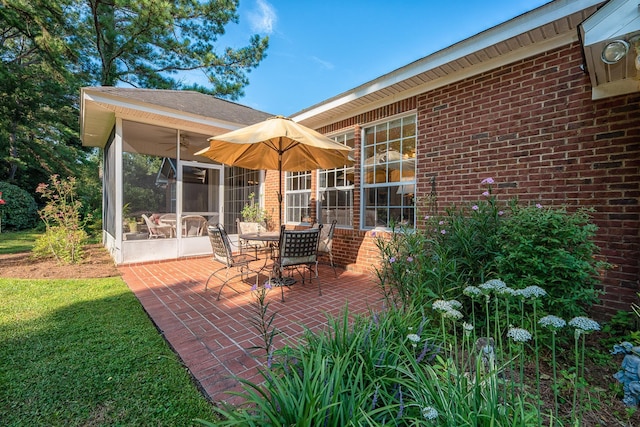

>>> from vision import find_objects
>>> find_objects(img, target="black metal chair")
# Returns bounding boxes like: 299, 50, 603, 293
205, 224, 260, 300
271, 224, 322, 302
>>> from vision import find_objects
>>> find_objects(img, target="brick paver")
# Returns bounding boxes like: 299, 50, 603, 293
119, 257, 382, 404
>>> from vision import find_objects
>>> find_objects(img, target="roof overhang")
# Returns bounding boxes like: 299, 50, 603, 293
579, 0, 640, 99
80, 88, 254, 148
291, 0, 605, 129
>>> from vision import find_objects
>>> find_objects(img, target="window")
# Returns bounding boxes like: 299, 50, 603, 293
224, 167, 261, 234
362, 115, 416, 229
285, 171, 312, 223
318, 131, 355, 227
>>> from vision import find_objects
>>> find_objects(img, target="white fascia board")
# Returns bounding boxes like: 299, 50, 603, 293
592, 77, 640, 99
293, 0, 602, 123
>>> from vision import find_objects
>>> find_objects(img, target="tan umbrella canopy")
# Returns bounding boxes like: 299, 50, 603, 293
195, 116, 353, 226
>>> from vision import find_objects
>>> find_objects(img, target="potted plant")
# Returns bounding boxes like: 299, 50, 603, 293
241, 193, 270, 226
123, 203, 138, 232
127, 217, 138, 233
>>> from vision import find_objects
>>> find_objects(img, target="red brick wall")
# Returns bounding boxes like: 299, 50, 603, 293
415, 42, 639, 314
309, 41, 639, 312
264, 170, 281, 229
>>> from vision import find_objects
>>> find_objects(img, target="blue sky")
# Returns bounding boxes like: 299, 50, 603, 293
209, 0, 551, 116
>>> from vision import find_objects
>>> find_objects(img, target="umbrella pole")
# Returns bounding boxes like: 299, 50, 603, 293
278, 152, 283, 228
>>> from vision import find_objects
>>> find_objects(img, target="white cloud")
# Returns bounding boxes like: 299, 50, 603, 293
248, 0, 277, 34
310, 56, 334, 70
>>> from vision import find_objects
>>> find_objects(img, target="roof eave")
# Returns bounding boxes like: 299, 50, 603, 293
291, 0, 604, 129
80, 88, 254, 148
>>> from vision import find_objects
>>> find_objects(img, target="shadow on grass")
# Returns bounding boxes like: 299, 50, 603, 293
0, 278, 215, 426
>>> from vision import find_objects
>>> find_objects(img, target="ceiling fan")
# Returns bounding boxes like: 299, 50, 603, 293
162, 135, 190, 152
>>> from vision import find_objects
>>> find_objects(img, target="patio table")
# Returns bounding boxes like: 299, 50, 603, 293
159, 218, 177, 237
238, 231, 280, 244
239, 231, 297, 287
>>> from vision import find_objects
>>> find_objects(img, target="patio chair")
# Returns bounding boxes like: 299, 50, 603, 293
142, 214, 173, 238
311, 219, 338, 277
271, 224, 322, 302
236, 218, 272, 258
182, 215, 208, 237
205, 223, 260, 300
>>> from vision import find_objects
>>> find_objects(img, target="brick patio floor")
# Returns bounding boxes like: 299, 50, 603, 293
118, 257, 383, 405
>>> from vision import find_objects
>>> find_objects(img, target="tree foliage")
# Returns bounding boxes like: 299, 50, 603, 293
1, 0, 269, 216
0, 0, 89, 190
80, 0, 269, 98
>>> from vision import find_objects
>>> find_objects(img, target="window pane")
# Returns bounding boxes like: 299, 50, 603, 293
361, 115, 416, 229
318, 131, 354, 227
285, 171, 312, 223
388, 119, 402, 140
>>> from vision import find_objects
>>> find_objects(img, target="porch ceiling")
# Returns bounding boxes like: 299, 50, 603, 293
292, 0, 604, 129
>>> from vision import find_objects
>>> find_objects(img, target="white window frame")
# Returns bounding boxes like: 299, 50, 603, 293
284, 170, 312, 224
361, 114, 417, 230
317, 131, 355, 228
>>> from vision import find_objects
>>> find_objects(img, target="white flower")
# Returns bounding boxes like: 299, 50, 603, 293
463, 286, 482, 297
497, 287, 516, 296
407, 333, 421, 343
463, 322, 474, 336
479, 279, 506, 292
518, 285, 547, 299
447, 299, 463, 309
539, 315, 566, 330
432, 300, 464, 320
443, 309, 463, 320
432, 300, 451, 312
422, 406, 439, 420
507, 327, 532, 343
569, 316, 600, 333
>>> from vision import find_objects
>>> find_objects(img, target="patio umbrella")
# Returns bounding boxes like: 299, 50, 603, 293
195, 116, 353, 226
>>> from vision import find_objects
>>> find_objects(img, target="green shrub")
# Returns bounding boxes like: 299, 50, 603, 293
377, 178, 607, 322
495, 204, 606, 319
375, 178, 504, 308
374, 227, 463, 308
33, 175, 88, 264
32, 226, 86, 263
0, 181, 39, 231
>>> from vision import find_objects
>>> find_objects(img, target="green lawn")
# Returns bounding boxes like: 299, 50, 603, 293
0, 230, 41, 254
0, 254, 217, 425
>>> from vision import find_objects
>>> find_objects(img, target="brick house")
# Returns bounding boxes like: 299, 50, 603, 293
81, 0, 638, 313
282, 0, 639, 313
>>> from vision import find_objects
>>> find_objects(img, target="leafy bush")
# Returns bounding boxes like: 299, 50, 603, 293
375, 227, 463, 308
0, 181, 38, 231
32, 175, 88, 264
375, 178, 504, 309
32, 226, 86, 264
376, 178, 606, 320
241, 192, 270, 224
495, 204, 606, 319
